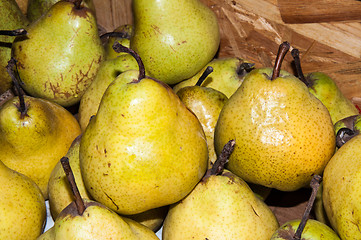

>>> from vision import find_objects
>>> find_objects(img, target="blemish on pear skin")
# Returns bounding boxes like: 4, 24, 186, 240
103, 191, 119, 210
107, 163, 111, 167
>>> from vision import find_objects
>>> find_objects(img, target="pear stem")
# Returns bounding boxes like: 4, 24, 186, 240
336, 127, 357, 148
6, 57, 27, 119
0, 28, 27, 36
293, 175, 322, 240
195, 66, 213, 86
291, 49, 312, 87
237, 62, 255, 77
112, 42, 146, 82
100, 31, 132, 40
271, 41, 290, 80
209, 139, 236, 176
60, 157, 86, 216
70, 0, 83, 9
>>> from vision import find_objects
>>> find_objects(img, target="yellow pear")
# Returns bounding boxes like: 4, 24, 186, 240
0, 159, 46, 240
214, 42, 335, 191
323, 134, 361, 239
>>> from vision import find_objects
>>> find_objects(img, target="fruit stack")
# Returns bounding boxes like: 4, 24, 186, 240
0, 0, 361, 240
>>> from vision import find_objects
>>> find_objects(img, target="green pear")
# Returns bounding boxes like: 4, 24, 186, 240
177, 66, 228, 166
214, 42, 336, 191
79, 45, 208, 215
0, 159, 46, 240
0, 0, 28, 94
0, 60, 81, 198
173, 57, 254, 98
162, 140, 279, 240
334, 114, 361, 148
292, 49, 359, 124
48, 134, 92, 220
27, 0, 96, 22
323, 134, 361, 239
78, 54, 138, 131
130, 0, 220, 85
102, 24, 133, 60
313, 182, 332, 226
11, 0, 105, 107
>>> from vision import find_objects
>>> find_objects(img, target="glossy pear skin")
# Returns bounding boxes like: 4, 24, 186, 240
53, 200, 159, 240
0, 160, 46, 240
177, 86, 228, 166
307, 72, 359, 124
270, 219, 340, 240
80, 74, 208, 215
0, 95, 81, 198
12, 1, 104, 107
78, 57, 138, 131
173, 57, 248, 98
323, 134, 361, 239
162, 170, 279, 240
48, 135, 92, 220
130, 0, 220, 85
214, 68, 336, 191
0, 0, 29, 94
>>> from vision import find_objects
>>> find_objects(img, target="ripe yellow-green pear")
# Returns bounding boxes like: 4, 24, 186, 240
130, 0, 220, 85
103, 24, 133, 60
78, 54, 138, 131
214, 42, 336, 191
11, 0, 104, 107
79, 45, 208, 215
0, 62, 81, 198
323, 134, 361, 239
48, 135, 92, 220
162, 140, 279, 240
0, 159, 46, 240
173, 57, 254, 98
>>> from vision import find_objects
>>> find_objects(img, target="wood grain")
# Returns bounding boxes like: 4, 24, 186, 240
278, 0, 361, 24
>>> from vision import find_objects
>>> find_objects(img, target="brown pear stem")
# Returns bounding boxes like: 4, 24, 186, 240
195, 66, 213, 86
293, 175, 322, 240
271, 41, 290, 80
336, 127, 357, 148
70, 0, 83, 9
60, 157, 86, 215
6, 58, 27, 119
291, 49, 312, 87
100, 31, 131, 40
210, 139, 236, 176
112, 42, 146, 82
0, 28, 27, 36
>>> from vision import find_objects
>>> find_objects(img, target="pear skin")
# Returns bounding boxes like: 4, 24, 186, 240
12, 0, 104, 107
130, 0, 220, 85
79, 74, 208, 215
162, 169, 279, 240
214, 68, 336, 191
323, 134, 361, 239
0, 160, 46, 240
0, 95, 81, 198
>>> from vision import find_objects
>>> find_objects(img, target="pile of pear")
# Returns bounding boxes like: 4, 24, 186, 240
1, 0, 361, 239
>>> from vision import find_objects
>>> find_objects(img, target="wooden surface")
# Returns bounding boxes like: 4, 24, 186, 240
278, 0, 361, 23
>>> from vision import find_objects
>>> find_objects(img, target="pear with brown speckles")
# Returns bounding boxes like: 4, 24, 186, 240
11, 0, 104, 107
214, 42, 336, 191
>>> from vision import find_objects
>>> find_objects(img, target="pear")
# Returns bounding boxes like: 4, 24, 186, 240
41, 157, 160, 240
79, 44, 208, 215
162, 140, 279, 240
292, 48, 359, 124
0, 0, 28, 94
125, 206, 169, 233
323, 133, 361, 239
37, 227, 55, 240
334, 114, 361, 148
102, 24, 133, 60
173, 57, 254, 98
78, 53, 138, 131
0, 58, 81, 198
214, 42, 336, 191
177, 66, 228, 166
48, 135, 92, 220
270, 175, 340, 240
313, 182, 332, 226
0, 159, 46, 240
27, 0, 96, 22
11, 0, 104, 107
130, 0, 220, 85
